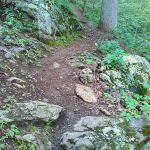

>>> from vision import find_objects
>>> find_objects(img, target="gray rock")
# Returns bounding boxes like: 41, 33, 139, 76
22, 134, 52, 150
105, 70, 122, 80
129, 117, 150, 141
75, 84, 97, 103
5, 47, 25, 58
0, 101, 63, 123
2, 0, 80, 37
99, 73, 111, 83
61, 116, 140, 150
79, 68, 94, 84
74, 116, 113, 131
100, 54, 150, 90
37, 1, 53, 35
61, 131, 95, 150
123, 55, 150, 70
4, 0, 52, 35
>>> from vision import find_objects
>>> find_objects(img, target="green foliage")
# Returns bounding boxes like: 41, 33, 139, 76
121, 92, 150, 122
95, 39, 150, 122
46, 0, 81, 34
48, 32, 74, 46
43, 122, 53, 137
3, 95, 17, 110
97, 40, 127, 71
77, 0, 101, 24
103, 49, 126, 71
77, 0, 150, 60
0, 7, 44, 64
27, 123, 39, 134
112, 0, 150, 61
52, 0, 73, 13
95, 40, 121, 54
3, 7, 38, 31
0, 122, 35, 150
77, 51, 101, 65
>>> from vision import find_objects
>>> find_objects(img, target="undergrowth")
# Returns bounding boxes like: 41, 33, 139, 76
0, 121, 36, 150
77, 0, 150, 61
0, 95, 35, 150
112, 0, 150, 61
0, 0, 80, 64
77, 0, 150, 121
95, 40, 127, 71
0, 7, 45, 64
95, 40, 150, 122
77, 0, 101, 24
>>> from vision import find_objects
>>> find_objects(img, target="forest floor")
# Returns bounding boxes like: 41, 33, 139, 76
0, 27, 120, 149
28, 27, 120, 149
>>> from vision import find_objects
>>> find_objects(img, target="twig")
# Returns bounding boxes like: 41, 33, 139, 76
99, 106, 111, 116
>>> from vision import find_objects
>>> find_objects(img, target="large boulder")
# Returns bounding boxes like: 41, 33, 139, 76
1, 0, 80, 37
123, 55, 150, 86
123, 55, 150, 70
61, 116, 143, 150
0, 101, 63, 123
99, 55, 150, 92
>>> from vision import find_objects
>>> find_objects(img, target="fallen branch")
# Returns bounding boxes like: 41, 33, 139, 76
99, 106, 111, 116
6, 77, 26, 83
12, 83, 25, 89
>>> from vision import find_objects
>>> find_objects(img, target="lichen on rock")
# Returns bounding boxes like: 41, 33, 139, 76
0, 101, 63, 123
61, 116, 140, 150
99, 54, 150, 93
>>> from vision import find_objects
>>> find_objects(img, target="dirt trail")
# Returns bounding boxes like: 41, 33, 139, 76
29, 28, 109, 149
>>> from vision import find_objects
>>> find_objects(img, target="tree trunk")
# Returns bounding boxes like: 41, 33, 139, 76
100, 0, 118, 32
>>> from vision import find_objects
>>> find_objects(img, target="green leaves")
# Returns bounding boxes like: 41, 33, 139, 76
3, 95, 17, 110
121, 92, 150, 121
0, 122, 35, 150
95, 40, 122, 54
95, 40, 127, 71
103, 48, 126, 71
112, 0, 150, 61
121, 111, 132, 122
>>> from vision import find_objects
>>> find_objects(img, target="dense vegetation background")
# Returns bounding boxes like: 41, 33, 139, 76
77, 0, 150, 60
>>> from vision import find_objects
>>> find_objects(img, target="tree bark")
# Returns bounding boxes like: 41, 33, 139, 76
100, 0, 118, 32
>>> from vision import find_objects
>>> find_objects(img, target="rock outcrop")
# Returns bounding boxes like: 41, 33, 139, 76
21, 133, 52, 150
1, 0, 81, 37
0, 101, 63, 123
99, 55, 150, 94
61, 116, 142, 150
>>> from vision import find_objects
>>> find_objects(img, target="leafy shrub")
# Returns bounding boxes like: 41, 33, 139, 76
48, 32, 74, 46
0, 122, 35, 150
103, 49, 126, 71
121, 92, 150, 121
95, 40, 122, 54
97, 40, 127, 71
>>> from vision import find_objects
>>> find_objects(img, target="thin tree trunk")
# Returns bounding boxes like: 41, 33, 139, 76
83, 0, 87, 13
99, 0, 118, 32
